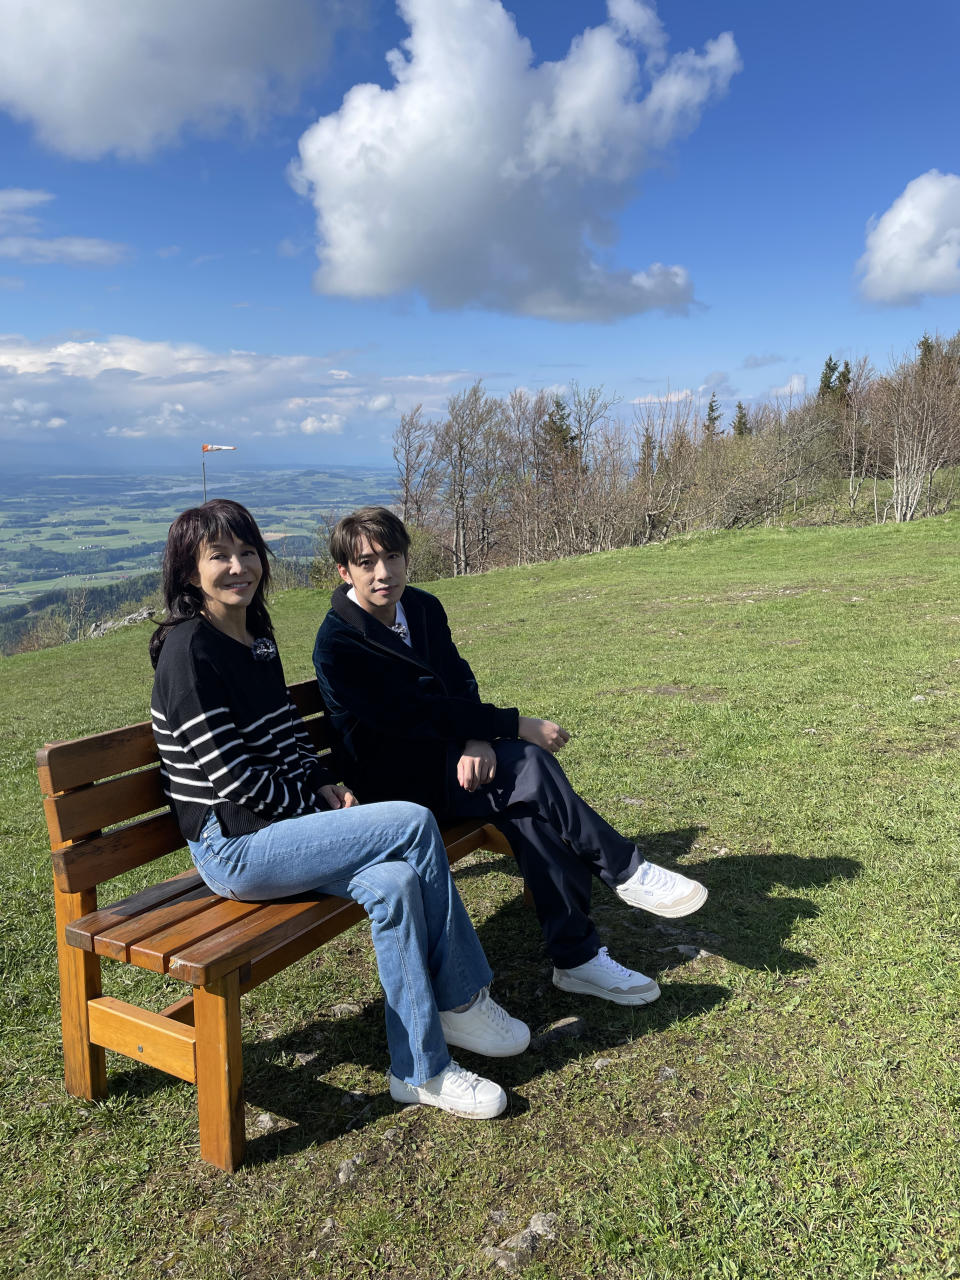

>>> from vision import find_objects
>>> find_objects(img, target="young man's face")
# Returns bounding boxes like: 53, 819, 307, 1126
337, 535, 408, 623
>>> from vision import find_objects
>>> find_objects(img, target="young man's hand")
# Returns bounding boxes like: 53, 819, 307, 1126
321, 783, 359, 809
518, 716, 570, 754
457, 739, 498, 791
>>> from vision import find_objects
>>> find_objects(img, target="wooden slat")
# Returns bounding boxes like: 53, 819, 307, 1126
240, 898, 364, 993
65, 868, 202, 951
87, 997, 197, 1083
169, 897, 342, 985
129, 898, 264, 973
91, 883, 224, 962
37, 721, 158, 794
44, 766, 166, 846
52, 811, 185, 895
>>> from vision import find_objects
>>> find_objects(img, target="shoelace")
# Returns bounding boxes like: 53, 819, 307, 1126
445, 1061, 481, 1088
637, 860, 673, 891
475, 991, 509, 1027
593, 946, 637, 981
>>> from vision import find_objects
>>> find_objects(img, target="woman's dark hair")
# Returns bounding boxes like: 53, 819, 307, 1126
149, 499, 273, 667
329, 506, 410, 567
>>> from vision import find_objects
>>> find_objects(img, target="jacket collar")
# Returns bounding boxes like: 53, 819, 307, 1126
329, 582, 421, 659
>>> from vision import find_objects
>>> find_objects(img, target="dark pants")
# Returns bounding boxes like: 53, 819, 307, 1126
439, 741, 642, 969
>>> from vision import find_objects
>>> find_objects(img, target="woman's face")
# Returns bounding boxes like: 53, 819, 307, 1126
190, 534, 263, 622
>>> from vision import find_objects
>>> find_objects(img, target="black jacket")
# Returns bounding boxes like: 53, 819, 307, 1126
313, 584, 519, 812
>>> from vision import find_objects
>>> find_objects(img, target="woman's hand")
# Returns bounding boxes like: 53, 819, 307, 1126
320, 783, 359, 809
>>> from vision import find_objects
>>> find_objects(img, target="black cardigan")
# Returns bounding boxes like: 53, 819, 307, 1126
313, 584, 519, 813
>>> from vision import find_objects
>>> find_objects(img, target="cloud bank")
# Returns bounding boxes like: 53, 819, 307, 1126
0, 188, 128, 266
0, 334, 439, 454
858, 170, 960, 305
0, 0, 353, 159
292, 0, 740, 322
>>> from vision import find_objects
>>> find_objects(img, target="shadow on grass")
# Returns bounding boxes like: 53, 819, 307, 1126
630, 827, 863, 973
227, 873, 731, 1164
100, 829, 842, 1166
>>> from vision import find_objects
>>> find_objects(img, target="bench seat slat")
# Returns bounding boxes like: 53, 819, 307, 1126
92, 884, 224, 961
65, 869, 203, 951
170, 898, 347, 985
129, 898, 268, 973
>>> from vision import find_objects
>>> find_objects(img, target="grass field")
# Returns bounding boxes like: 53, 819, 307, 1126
2, 517, 959, 1279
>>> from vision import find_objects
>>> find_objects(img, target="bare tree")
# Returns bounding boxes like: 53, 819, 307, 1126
393, 404, 441, 527
875, 337, 960, 522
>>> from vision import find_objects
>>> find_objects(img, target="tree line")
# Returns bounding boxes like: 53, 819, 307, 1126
390, 330, 960, 576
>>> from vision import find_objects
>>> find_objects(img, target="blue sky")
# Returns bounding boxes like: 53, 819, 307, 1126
1, 0, 958, 472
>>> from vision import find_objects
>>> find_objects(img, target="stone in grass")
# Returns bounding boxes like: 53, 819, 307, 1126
657, 1065, 678, 1082
479, 1213, 559, 1272
531, 1016, 588, 1048
330, 1001, 362, 1019
337, 1155, 364, 1184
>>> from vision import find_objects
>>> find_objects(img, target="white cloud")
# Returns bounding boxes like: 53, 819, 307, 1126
858, 170, 960, 305
0, 188, 54, 232
0, 332, 409, 448
0, 187, 128, 266
366, 393, 395, 412
699, 370, 735, 398
292, 0, 740, 321
631, 388, 694, 405
0, 236, 127, 266
300, 413, 344, 435
770, 374, 806, 400
0, 0, 357, 160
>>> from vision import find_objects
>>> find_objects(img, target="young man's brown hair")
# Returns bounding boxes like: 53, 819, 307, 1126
328, 506, 410, 568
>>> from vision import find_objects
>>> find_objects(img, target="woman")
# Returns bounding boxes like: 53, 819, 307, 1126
149, 498, 528, 1119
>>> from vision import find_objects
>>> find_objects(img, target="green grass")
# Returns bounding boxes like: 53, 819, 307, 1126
3, 517, 960, 1278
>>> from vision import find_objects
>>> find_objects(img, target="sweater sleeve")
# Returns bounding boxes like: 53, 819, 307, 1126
156, 642, 332, 823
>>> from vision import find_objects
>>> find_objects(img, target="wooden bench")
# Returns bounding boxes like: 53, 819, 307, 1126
37, 677, 514, 1172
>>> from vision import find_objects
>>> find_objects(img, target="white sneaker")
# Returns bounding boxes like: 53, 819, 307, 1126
615, 860, 707, 918
389, 1061, 507, 1119
439, 988, 530, 1057
553, 947, 660, 1006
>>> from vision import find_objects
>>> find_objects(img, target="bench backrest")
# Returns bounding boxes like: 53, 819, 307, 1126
37, 679, 333, 895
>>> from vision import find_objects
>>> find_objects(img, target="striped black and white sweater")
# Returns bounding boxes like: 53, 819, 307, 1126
151, 617, 335, 839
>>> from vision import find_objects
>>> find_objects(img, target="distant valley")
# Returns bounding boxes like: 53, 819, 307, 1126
0, 466, 396, 610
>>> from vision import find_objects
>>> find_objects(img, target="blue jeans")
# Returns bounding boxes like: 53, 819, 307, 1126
187, 801, 492, 1085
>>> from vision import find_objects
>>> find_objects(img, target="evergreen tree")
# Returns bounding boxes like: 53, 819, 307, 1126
542, 395, 578, 456
731, 401, 750, 436
818, 355, 840, 399
703, 392, 722, 440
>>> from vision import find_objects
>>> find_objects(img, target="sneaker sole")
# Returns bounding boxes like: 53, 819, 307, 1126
389, 1079, 507, 1119
617, 883, 708, 918
552, 971, 661, 1006
439, 1025, 531, 1058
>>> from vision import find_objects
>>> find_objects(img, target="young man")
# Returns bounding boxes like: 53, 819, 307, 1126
313, 507, 707, 1007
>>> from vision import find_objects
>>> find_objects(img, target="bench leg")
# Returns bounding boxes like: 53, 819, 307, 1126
54, 886, 107, 1100
194, 972, 245, 1172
